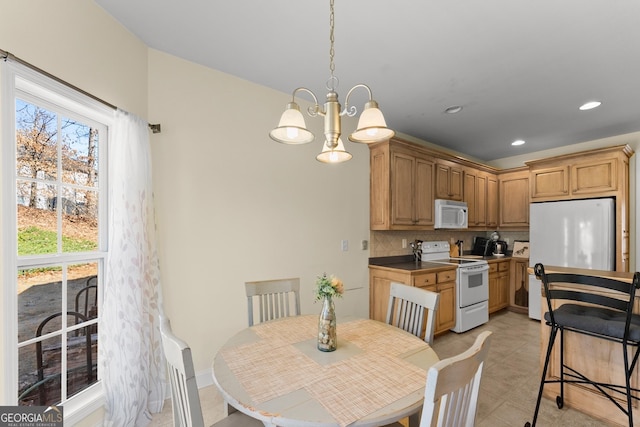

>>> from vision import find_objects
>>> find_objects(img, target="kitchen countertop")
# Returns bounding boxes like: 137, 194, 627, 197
369, 254, 513, 272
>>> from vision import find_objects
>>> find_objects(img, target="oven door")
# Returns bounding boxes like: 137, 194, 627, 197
457, 264, 489, 307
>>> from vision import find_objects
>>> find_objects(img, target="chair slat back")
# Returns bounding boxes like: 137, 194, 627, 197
159, 316, 205, 427
245, 278, 301, 326
421, 331, 492, 427
386, 282, 440, 344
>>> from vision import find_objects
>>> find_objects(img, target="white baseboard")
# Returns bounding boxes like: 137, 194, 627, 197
196, 369, 215, 389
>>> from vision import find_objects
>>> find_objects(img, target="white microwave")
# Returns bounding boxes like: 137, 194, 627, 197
434, 199, 468, 229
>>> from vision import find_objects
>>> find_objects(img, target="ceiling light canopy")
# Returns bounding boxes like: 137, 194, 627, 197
444, 105, 463, 114
269, 0, 394, 163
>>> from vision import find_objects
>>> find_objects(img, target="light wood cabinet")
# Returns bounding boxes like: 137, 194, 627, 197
368, 265, 456, 336
486, 174, 499, 227
488, 260, 510, 313
498, 167, 529, 228
370, 140, 435, 230
370, 137, 500, 231
464, 167, 497, 229
526, 145, 633, 272
529, 165, 569, 199
529, 150, 625, 201
435, 158, 463, 201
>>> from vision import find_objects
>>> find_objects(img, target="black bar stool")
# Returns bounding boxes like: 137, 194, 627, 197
526, 263, 640, 427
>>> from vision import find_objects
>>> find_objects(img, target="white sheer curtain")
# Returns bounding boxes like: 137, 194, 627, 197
100, 109, 165, 426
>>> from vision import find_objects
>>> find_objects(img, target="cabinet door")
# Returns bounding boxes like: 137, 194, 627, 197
391, 152, 415, 226
476, 174, 487, 226
571, 158, 617, 195
368, 268, 410, 322
530, 165, 570, 199
486, 174, 498, 227
464, 172, 477, 225
497, 262, 510, 309
414, 156, 435, 226
435, 281, 456, 333
436, 160, 463, 201
499, 171, 529, 227
488, 264, 499, 313
370, 144, 390, 229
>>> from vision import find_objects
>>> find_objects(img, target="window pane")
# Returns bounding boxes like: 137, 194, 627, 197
16, 99, 58, 181
18, 268, 63, 343
18, 336, 61, 406
61, 118, 99, 187
17, 182, 59, 256
67, 327, 98, 399
66, 262, 98, 318
62, 188, 98, 253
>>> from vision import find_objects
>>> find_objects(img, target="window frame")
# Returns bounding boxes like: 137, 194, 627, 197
2, 61, 113, 420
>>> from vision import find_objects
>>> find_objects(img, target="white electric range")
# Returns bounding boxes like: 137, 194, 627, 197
421, 241, 489, 333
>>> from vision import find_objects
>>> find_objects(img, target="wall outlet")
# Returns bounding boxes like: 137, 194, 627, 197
402, 238, 407, 249
361, 240, 368, 250
341, 239, 349, 251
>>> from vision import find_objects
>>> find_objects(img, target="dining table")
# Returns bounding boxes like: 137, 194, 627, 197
212, 314, 439, 427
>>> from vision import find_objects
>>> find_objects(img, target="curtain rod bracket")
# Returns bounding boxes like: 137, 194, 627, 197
148, 123, 161, 134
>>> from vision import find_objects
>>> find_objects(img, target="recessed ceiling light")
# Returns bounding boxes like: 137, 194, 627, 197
444, 105, 463, 114
579, 101, 602, 111
512, 140, 525, 146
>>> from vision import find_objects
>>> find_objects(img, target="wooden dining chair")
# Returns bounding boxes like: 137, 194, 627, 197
386, 282, 440, 344
159, 315, 261, 427
245, 277, 301, 326
385, 330, 492, 427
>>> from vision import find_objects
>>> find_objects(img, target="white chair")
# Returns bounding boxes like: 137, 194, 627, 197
245, 277, 301, 326
386, 330, 492, 427
386, 282, 440, 344
159, 315, 261, 427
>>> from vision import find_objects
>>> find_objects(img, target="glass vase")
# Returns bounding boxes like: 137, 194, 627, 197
317, 296, 337, 352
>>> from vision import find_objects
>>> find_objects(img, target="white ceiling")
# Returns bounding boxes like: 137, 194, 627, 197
94, 0, 640, 161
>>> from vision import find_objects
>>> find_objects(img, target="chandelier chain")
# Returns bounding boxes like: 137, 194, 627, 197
328, 0, 336, 89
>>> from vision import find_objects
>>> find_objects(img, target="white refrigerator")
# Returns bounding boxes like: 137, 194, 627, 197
528, 198, 615, 319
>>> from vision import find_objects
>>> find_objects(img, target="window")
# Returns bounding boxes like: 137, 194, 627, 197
2, 63, 111, 410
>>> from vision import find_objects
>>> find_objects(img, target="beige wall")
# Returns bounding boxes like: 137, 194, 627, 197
147, 49, 372, 373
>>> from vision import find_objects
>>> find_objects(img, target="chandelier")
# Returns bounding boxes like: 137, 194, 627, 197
269, 0, 394, 163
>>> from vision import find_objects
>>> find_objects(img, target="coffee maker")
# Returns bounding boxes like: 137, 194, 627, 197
471, 234, 508, 256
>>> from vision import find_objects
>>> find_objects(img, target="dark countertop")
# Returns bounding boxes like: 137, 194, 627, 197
369, 254, 513, 272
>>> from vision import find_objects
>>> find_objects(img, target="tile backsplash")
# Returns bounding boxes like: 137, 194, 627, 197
370, 230, 530, 257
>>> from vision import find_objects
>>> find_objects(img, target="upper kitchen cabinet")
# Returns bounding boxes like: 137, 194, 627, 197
498, 167, 529, 229
464, 167, 499, 229
435, 158, 463, 201
486, 173, 499, 227
370, 139, 435, 230
526, 145, 633, 271
527, 145, 633, 201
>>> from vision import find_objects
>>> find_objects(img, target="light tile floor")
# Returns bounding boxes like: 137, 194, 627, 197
150, 310, 615, 426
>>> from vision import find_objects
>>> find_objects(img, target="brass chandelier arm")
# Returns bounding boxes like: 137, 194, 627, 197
342, 84, 373, 117
291, 87, 323, 117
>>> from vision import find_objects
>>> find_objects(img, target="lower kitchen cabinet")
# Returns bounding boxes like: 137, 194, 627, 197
433, 280, 455, 332
488, 260, 510, 313
369, 265, 456, 336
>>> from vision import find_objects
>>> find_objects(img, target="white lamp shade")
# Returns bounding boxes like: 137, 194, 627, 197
269, 103, 314, 144
316, 138, 352, 163
349, 104, 395, 143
